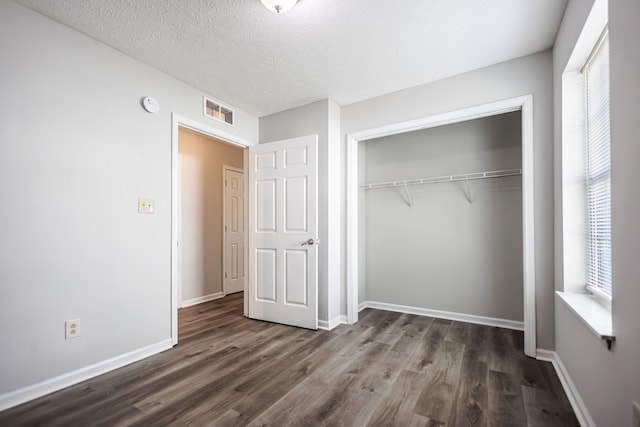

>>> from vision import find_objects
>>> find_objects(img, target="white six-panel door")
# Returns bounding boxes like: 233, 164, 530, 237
223, 166, 245, 295
248, 135, 318, 329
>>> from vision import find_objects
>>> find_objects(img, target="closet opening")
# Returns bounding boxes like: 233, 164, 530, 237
346, 96, 536, 357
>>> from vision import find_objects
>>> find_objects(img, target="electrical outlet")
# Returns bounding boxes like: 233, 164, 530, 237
65, 319, 80, 339
138, 197, 154, 214
634, 401, 640, 427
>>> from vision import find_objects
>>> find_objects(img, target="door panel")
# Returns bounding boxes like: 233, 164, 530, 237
256, 249, 277, 301
285, 177, 308, 232
256, 180, 276, 231
285, 250, 308, 306
248, 135, 318, 329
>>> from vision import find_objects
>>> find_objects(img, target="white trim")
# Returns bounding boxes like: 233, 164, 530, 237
346, 95, 537, 356
556, 291, 613, 342
0, 339, 172, 412
535, 349, 556, 361
521, 95, 537, 357
181, 292, 225, 308
172, 113, 254, 346
318, 315, 348, 331
346, 134, 359, 325
360, 300, 524, 331
222, 165, 245, 297
536, 350, 596, 427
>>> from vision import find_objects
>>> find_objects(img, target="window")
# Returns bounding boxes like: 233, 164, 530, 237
583, 29, 611, 300
558, 2, 612, 343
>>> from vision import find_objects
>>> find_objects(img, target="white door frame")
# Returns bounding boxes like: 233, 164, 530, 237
222, 164, 245, 296
346, 95, 537, 357
171, 113, 254, 345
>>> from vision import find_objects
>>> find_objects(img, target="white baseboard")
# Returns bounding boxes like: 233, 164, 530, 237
360, 300, 524, 331
0, 339, 173, 412
536, 349, 595, 427
318, 315, 347, 331
181, 292, 224, 308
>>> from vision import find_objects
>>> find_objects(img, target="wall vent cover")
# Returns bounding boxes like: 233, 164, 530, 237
203, 97, 234, 126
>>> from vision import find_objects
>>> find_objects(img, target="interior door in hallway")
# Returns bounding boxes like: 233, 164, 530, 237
223, 166, 245, 295
248, 135, 318, 329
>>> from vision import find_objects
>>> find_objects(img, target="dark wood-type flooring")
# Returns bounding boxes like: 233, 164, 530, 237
0, 293, 579, 426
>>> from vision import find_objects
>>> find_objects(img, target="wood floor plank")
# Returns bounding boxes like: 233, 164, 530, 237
245, 376, 329, 427
521, 385, 581, 427
300, 368, 383, 426
0, 294, 579, 427
448, 346, 489, 427
518, 354, 552, 390
407, 319, 450, 373
356, 307, 387, 327
400, 313, 435, 335
372, 312, 411, 346
366, 369, 429, 426
487, 369, 527, 426
356, 349, 408, 396
539, 360, 577, 414
447, 320, 472, 344
207, 408, 243, 426
128, 327, 317, 425
486, 326, 520, 375
409, 413, 445, 427
413, 340, 465, 424
309, 325, 378, 383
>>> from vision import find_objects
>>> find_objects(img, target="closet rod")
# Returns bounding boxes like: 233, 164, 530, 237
360, 168, 522, 190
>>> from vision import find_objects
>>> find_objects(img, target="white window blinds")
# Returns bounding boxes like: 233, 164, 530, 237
584, 31, 612, 298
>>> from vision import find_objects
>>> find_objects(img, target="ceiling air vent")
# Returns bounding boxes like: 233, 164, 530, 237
203, 97, 234, 126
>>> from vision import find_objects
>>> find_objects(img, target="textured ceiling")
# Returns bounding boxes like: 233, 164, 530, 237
15, 0, 568, 117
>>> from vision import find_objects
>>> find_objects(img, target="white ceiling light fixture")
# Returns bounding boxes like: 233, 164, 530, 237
260, 0, 297, 14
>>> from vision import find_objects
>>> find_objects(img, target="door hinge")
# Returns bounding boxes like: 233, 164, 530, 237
225, 272, 227, 278
225, 225, 227, 232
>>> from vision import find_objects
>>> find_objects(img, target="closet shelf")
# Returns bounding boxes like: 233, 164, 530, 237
360, 168, 522, 190
360, 168, 522, 206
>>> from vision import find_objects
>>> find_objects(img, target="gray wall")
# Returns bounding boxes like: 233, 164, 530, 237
554, 0, 640, 425
178, 129, 244, 303
0, 1, 258, 396
342, 50, 555, 349
362, 113, 523, 321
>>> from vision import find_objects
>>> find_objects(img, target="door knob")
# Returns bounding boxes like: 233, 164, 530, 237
301, 238, 318, 246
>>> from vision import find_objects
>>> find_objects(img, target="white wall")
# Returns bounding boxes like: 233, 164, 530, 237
553, 0, 640, 425
179, 129, 243, 303
0, 1, 258, 398
362, 113, 524, 322
259, 99, 342, 325
342, 50, 555, 349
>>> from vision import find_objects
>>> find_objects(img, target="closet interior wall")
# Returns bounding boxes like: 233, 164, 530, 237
361, 111, 524, 322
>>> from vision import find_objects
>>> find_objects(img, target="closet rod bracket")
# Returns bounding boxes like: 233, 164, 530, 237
463, 176, 473, 203
401, 181, 412, 207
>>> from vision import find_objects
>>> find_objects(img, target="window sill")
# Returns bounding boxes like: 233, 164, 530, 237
556, 291, 614, 349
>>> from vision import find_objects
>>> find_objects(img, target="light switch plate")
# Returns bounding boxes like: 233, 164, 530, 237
138, 198, 154, 214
